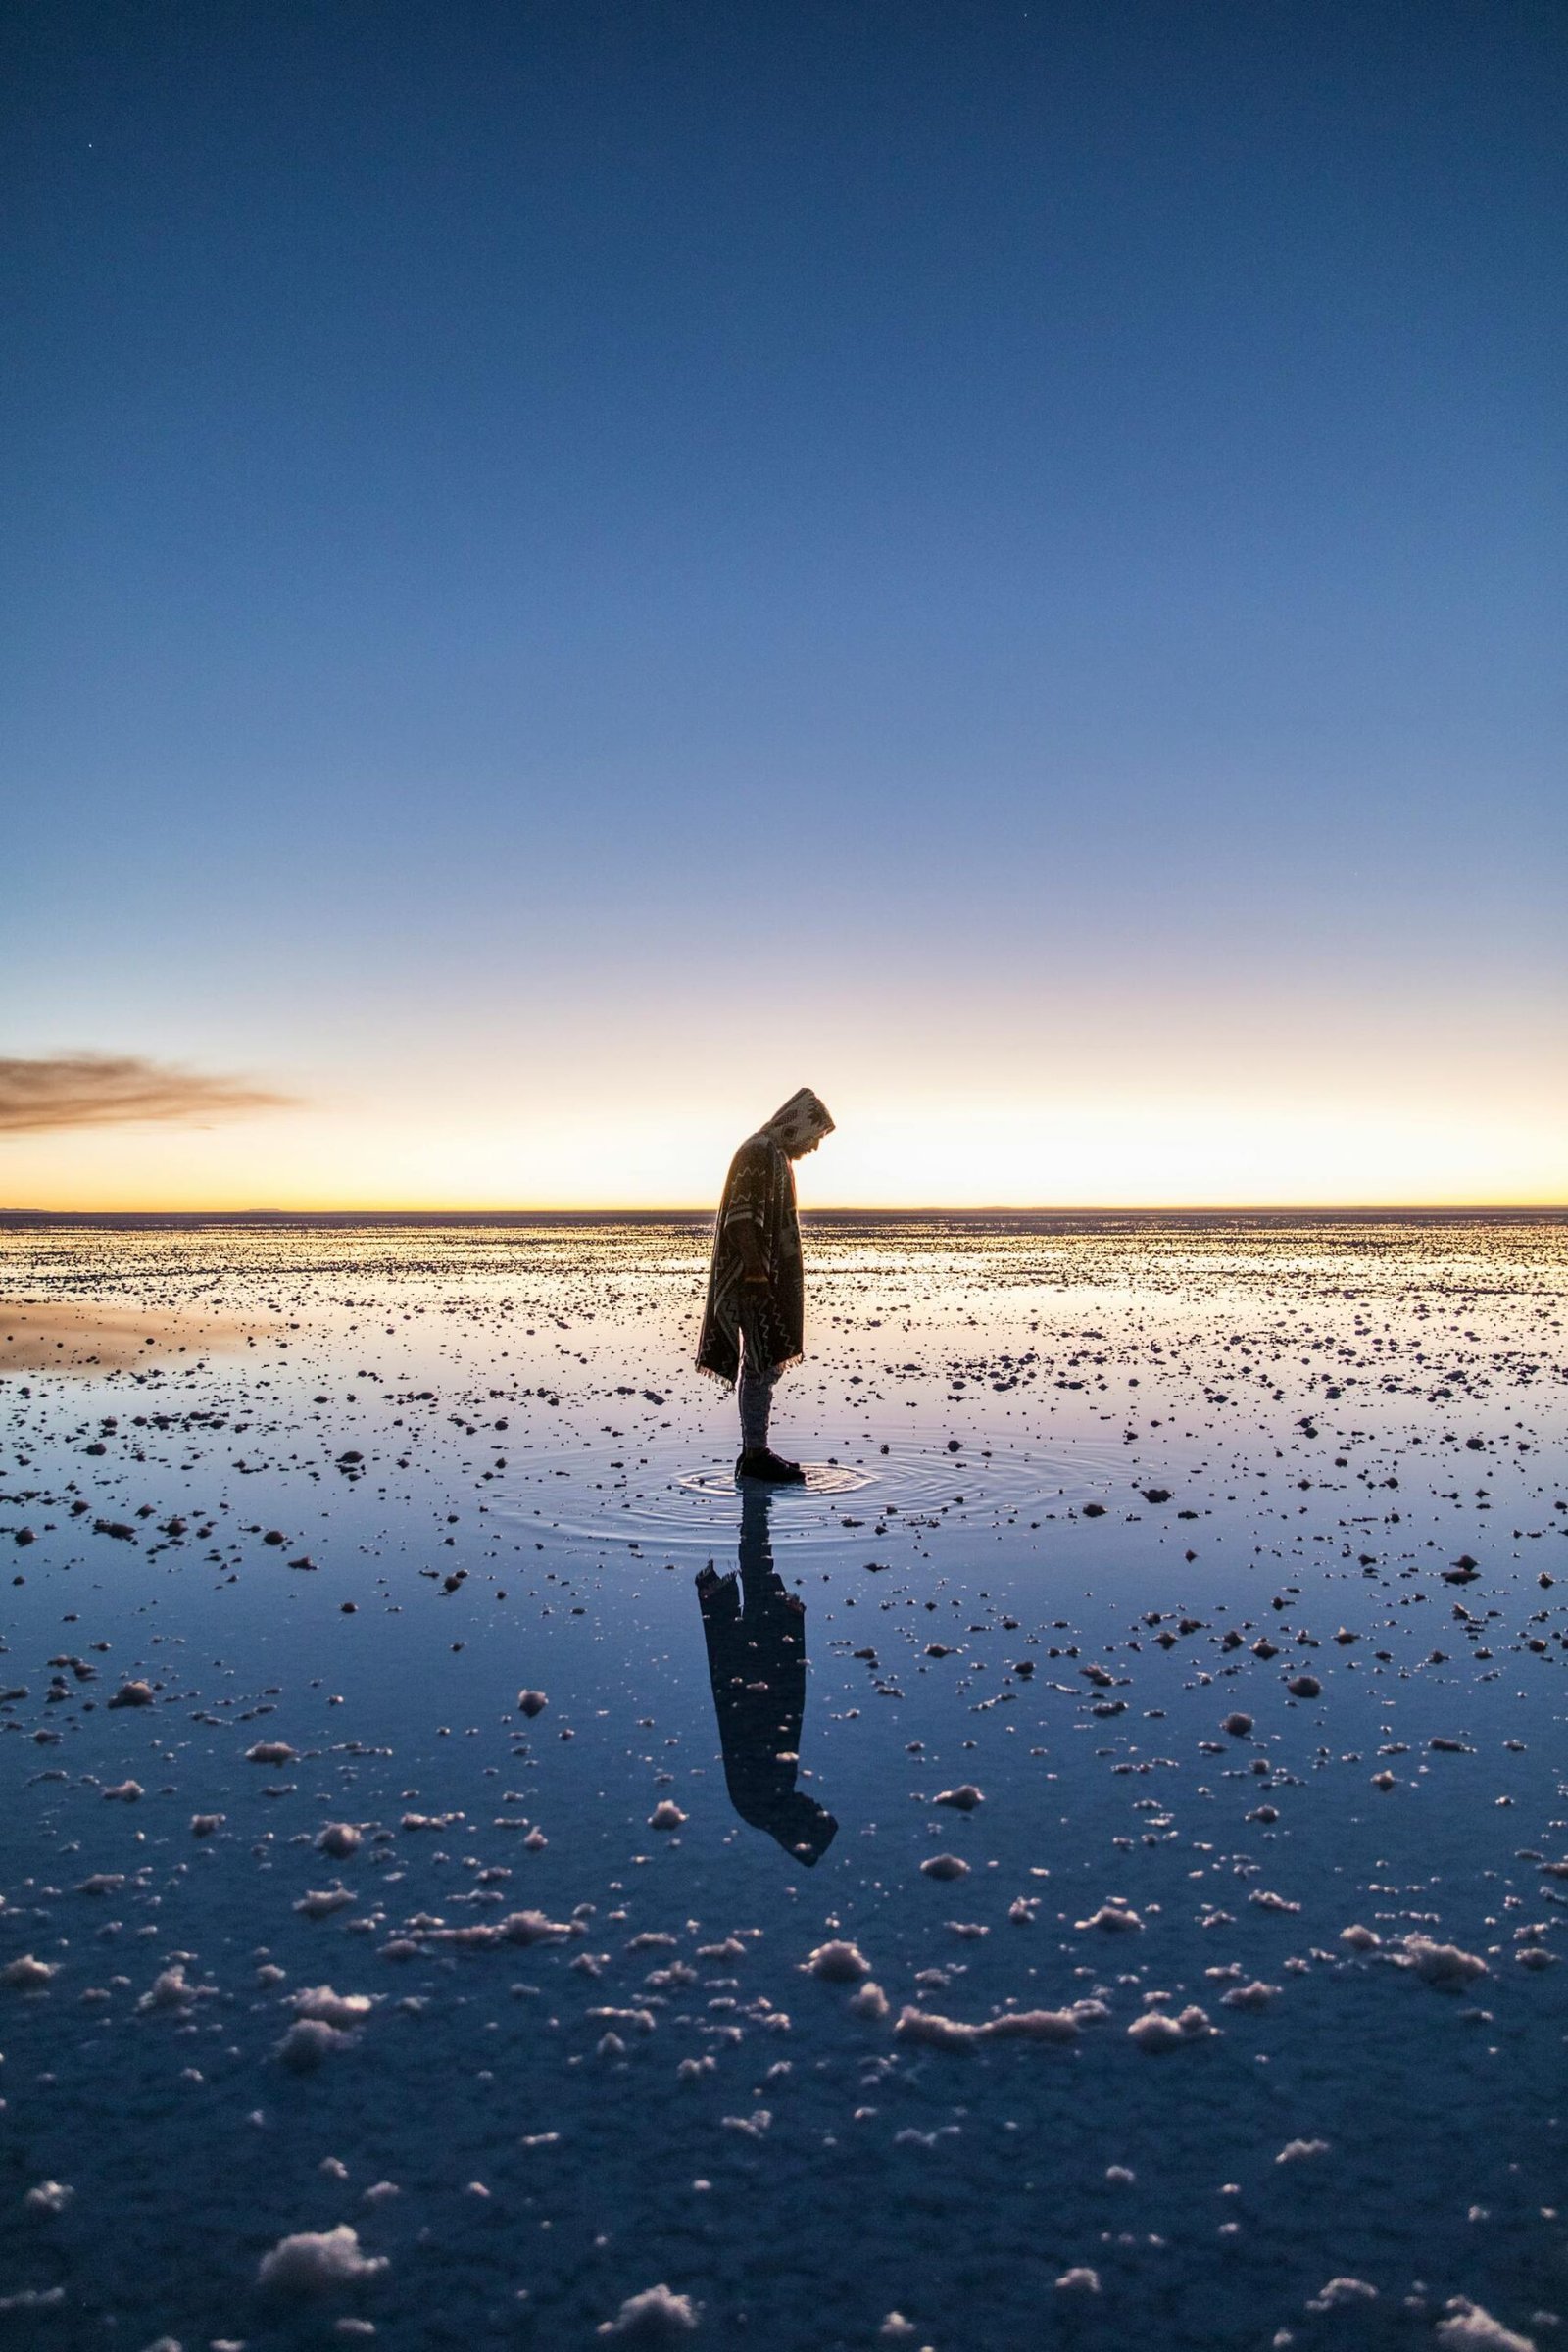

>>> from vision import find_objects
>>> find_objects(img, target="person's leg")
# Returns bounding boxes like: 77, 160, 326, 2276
735, 1300, 802, 1480
738, 1352, 774, 1455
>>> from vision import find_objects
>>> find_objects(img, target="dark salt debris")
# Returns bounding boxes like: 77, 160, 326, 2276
0, 1209, 1565, 2349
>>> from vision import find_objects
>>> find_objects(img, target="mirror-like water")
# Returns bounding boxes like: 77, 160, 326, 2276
0, 1213, 1563, 2350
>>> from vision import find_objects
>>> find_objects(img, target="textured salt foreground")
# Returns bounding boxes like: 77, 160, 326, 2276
0, 1210, 1564, 2351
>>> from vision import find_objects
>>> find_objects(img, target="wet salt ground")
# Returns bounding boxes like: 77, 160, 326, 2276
0, 1215, 1565, 2352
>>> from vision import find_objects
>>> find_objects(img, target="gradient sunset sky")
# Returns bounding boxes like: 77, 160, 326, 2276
4, 0, 1563, 1208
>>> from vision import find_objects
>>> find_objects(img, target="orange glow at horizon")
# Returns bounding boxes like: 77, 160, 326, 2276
2, 1091, 1562, 1213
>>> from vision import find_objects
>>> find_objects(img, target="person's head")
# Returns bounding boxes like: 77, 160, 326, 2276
772, 1791, 839, 1866
765, 1087, 835, 1160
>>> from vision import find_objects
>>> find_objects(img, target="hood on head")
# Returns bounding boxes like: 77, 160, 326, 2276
765, 1088, 834, 1150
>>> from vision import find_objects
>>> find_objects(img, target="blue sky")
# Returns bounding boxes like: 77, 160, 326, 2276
3, 0, 1563, 1203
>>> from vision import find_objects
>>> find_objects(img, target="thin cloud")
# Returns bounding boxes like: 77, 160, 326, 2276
0, 1054, 297, 1134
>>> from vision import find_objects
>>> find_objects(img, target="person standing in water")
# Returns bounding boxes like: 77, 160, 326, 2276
697, 1088, 835, 1483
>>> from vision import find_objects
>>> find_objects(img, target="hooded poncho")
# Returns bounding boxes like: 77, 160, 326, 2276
695, 1090, 833, 1386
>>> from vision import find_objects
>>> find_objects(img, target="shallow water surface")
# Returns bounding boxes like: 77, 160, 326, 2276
1, 1213, 1564, 2350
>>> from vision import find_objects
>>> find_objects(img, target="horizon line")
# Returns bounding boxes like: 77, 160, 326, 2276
2, 1201, 1564, 1222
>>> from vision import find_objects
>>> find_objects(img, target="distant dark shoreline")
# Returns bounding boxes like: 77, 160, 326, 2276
2, 1206, 1562, 1231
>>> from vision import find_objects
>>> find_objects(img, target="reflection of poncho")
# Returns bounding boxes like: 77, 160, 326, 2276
696, 1128, 804, 1385
697, 1490, 838, 1866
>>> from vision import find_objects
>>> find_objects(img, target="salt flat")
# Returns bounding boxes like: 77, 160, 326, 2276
0, 1212, 1563, 2351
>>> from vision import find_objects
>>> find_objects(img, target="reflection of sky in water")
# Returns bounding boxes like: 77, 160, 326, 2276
0, 1215, 1563, 2349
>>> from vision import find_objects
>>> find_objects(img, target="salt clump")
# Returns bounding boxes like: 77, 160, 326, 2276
894, 2006, 984, 2051
501, 1910, 580, 1944
588, 2005, 657, 2036
2, 1955, 57, 1989
1076, 1900, 1142, 1933
920, 1854, 968, 1882
277, 2018, 347, 2071
516, 1690, 549, 1718
1128, 2005, 1214, 2052
246, 1741, 296, 1766
648, 1801, 687, 1830
318, 1823, 362, 1858
296, 1886, 356, 1919
258, 2226, 388, 2295
137, 1965, 206, 2014
1221, 1981, 1280, 2010
1054, 2268, 1101, 2294
596, 2281, 701, 2338
1398, 1935, 1488, 1990
933, 1785, 983, 1810
894, 2004, 1080, 2050
292, 1985, 374, 2027
24, 2180, 74, 2214
1436, 2298, 1537, 2351
403, 1908, 579, 1951
803, 1939, 871, 1983
982, 2008, 1080, 2043
1306, 2278, 1377, 2310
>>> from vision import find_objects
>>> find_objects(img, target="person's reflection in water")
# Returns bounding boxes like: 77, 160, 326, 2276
696, 1486, 838, 1866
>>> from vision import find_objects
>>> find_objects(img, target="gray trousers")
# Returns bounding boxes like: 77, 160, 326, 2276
737, 1310, 778, 1452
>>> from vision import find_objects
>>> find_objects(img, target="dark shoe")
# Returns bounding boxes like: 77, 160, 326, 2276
735, 1449, 807, 1485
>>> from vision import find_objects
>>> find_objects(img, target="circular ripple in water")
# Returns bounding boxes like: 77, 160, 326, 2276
678, 1463, 877, 1498
498, 1435, 1118, 1551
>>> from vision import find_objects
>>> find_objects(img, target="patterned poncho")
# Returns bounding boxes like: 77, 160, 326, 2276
695, 1126, 805, 1385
